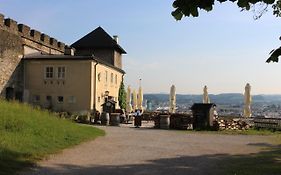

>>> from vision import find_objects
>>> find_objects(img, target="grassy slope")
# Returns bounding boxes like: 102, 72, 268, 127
0, 100, 104, 175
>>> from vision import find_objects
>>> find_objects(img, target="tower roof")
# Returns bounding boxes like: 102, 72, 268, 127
71, 26, 126, 54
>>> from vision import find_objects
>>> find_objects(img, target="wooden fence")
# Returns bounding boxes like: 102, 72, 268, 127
253, 118, 281, 130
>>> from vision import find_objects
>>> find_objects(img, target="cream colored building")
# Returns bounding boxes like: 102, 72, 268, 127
23, 27, 126, 114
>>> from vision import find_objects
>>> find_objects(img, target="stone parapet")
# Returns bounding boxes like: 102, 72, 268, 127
40, 33, 50, 44
0, 14, 4, 27
58, 42, 65, 51
0, 13, 65, 54
50, 38, 58, 46
18, 24, 31, 36
30, 29, 41, 42
4, 18, 18, 33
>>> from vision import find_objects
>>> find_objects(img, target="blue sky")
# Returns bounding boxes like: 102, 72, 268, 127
1, 0, 281, 94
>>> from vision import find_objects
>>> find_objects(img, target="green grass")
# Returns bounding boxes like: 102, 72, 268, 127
184, 130, 281, 174
217, 135, 281, 175
0, 100, 105, 175
180, 128, 281, 174
220, 129, 281, 135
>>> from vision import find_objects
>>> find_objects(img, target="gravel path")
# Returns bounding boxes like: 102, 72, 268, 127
22, 123, 275, 175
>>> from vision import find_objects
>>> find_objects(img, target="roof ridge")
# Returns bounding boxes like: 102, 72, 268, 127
71, 26, 126, 54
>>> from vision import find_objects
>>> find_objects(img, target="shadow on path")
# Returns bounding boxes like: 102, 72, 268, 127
27, 143, 281, 175
0, 147, 32, 175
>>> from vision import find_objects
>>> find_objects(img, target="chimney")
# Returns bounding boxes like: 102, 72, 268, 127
64, 46, 75, 56
113, 35, 118, 44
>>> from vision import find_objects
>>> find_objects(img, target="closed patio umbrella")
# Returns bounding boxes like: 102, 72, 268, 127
243, 83, 252, 117
203, 85, 210, 103
132, 89, 137, 112
126, 85, 132, 113
169, 85, 176, 113
137, 86, 143, 111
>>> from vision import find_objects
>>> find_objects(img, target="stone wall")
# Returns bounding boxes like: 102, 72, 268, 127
0, 29, 23, 97
114, 51, 122, 69
0, 14, 65, 54
0, 13, 66, 99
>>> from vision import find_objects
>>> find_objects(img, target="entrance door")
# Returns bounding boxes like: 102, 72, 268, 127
15, 91, 23, 102
5, 87, 14, 101
46, 95, 53, 110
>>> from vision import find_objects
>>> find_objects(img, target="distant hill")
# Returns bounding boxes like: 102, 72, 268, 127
144, 93, 281, 105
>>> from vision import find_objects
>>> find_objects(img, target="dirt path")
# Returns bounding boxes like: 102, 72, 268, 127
22, 124, 275, 175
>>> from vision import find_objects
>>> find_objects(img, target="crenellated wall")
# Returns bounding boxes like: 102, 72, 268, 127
0, 13, 66, 100
0, 14, 65, 54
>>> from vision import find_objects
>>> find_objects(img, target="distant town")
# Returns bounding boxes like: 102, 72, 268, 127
144, 93, 281, 118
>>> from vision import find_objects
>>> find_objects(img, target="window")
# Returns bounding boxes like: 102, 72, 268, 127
115, 74, 117, 84
57, 66, 65, 79
45, 66, 54, 79
68, 96, 76, 104
33, 95, 40, 103
111, 73, 113, 83
46, 95, 52, 102
105, 71, 108, 82
57, 96, 64, 103
97, 73, 101, 81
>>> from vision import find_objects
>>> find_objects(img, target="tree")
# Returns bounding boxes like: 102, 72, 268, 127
118, 80, 127, 110
171, 0, 281, 62
266, 46, 281, 62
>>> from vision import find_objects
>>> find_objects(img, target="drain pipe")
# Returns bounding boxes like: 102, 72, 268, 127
93, 61, 99, 114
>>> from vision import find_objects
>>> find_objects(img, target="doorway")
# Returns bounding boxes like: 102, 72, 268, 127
5, 87, 14, 101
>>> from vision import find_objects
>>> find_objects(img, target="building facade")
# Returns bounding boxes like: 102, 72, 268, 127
0, 13, 126, 114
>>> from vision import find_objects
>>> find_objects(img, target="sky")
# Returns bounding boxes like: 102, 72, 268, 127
1, 0, 281, 95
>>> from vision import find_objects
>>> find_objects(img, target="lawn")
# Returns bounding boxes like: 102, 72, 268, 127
217, 136, 281, 175
0, 100, 105, 175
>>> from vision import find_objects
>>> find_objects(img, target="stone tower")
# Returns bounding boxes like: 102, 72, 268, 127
71, 27, 126, 69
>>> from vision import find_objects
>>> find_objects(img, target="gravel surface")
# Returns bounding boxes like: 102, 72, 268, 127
21, 123, 274, 175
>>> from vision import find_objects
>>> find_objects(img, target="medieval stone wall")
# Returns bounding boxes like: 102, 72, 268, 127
0, 28, 23, 97
0, 13, 66, 99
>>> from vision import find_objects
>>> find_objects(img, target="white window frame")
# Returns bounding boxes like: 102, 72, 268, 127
57, 66, 66, 79
105, 71, 108, 83
97, 73, 101, 82
68, 96, 76, 104
111, 73, 113, 83
44, 66, 54, 79
46, 95, 52, 102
